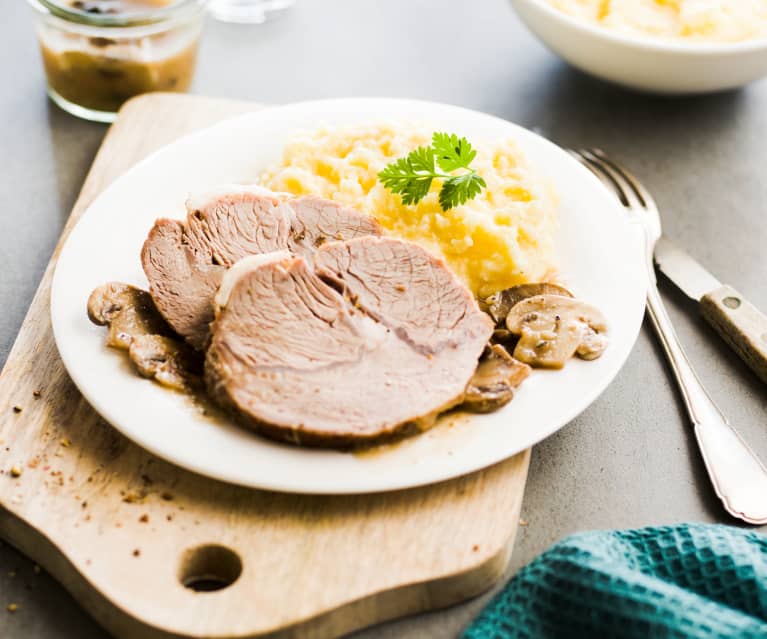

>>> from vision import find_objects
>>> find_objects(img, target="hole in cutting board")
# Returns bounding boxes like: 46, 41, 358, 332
179, 544, 242, 593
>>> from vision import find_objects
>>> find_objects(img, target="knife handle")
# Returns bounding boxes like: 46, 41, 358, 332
700, 284, 767, 385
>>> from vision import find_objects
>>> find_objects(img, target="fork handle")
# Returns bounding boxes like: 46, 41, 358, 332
645, 280, 767, 524
700, 285, 767, 385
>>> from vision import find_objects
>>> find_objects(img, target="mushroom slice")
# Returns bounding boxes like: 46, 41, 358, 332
88, 282, 203, 392
129, 335, 203, 392
462, 345, 531, 413
87, 282, 171, 349
491, 328, 518, 351
505, 295, 608, 369
485, 283, 573, 326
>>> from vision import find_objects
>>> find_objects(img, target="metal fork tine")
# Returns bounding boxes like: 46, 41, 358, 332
581, 149, 644, 210
573, 150, 630, 207
568, 150, 607, 185
589, 149, 654, 209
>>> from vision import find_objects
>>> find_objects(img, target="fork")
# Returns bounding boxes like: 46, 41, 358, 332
572, 148, 767, 525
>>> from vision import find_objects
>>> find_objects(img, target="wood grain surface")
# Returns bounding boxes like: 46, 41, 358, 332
700, 284, 767, 385
0, 93, 530, 639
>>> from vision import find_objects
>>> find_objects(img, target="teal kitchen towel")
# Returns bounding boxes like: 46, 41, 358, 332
462, 524, 767, 639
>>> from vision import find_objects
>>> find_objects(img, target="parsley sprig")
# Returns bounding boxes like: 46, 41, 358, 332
378, 132, 487, 211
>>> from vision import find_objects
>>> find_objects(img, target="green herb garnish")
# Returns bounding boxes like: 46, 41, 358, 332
378, 132, 487, 211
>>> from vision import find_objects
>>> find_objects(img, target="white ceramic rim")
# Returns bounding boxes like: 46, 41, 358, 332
51, 97, 648, 494
518, 0, 767, 54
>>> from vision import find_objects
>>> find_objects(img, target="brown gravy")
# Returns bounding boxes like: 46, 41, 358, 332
86, 281, 544, 450
41, 42, 197, 114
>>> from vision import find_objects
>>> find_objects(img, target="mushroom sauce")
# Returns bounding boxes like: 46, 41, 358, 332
487, 285, 609, 369
87, 283, 202, 392
86, 278, 609, 442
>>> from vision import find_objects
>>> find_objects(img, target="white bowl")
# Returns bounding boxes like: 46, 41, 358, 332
510, 0, 767, 94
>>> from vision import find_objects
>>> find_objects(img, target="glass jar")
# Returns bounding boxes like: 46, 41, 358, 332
207, 0, 294, 24
26, 0, 207, 123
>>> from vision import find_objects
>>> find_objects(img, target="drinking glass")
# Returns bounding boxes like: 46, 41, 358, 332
207, 0, 294, 23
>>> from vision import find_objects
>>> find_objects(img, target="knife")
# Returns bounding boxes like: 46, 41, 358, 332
654, 236, 767, 385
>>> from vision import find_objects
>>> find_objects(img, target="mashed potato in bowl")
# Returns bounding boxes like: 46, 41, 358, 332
259, 123, 558, 299
549, 0, 767, 43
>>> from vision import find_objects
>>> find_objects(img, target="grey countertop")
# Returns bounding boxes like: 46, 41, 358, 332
1, 0, 766, 637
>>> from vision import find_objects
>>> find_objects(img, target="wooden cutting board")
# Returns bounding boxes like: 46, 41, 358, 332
0, 93, 530, 639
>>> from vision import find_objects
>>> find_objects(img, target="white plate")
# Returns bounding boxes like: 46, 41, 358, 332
51, 98, 646, 494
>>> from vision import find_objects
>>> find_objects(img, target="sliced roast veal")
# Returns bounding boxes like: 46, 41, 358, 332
205, 238, 493, 447
141, 187, 382, 349
141, 219, 225, 349
315, 237, 480, 354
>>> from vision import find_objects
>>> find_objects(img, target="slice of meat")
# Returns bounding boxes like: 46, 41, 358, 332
184, 186, 293, 266
141, 220, 226, 349
141, 187, 382, 349
205, 238, 493, 447
286, 196, 380, 254
314, 237, 482, 354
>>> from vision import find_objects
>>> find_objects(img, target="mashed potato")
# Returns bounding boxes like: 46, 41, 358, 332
549, 0, 767, 42
259, 123, 558, 299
